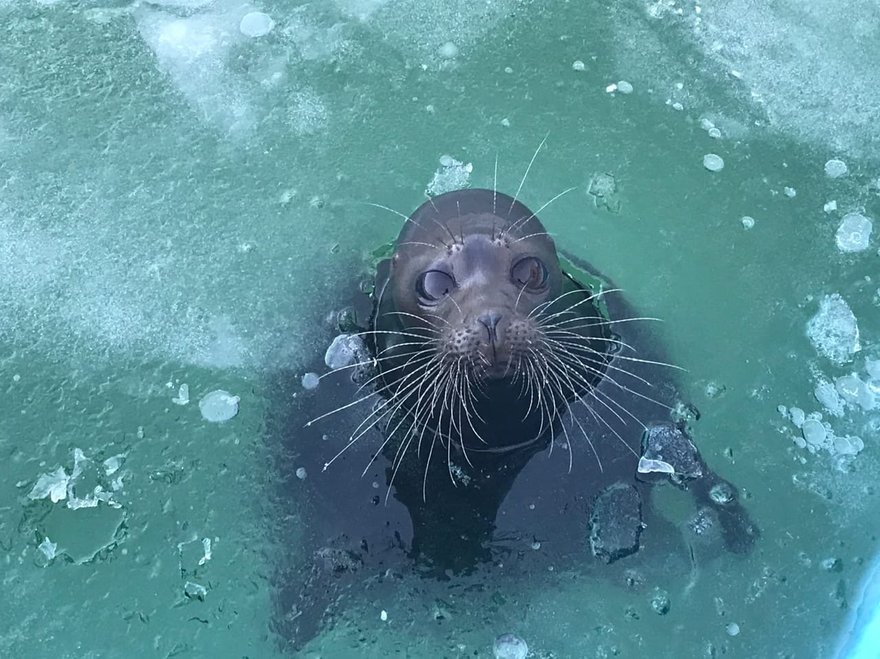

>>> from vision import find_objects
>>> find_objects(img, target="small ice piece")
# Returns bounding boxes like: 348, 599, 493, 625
834, 435, 864, 456
493, 633, 529, 659
605, 83, 618, 93
239, 12, 275, 38
700, 118, 715, 131
726, 622, 741, 636
637, 423, 702, 482
380, 609, 388, 622
589, 483, 643, 563
637, 457, 675, 474
835, 374, 876, 411
824, 159, 848, 178
784, 187, 797, 198
184, 581, 208, 600
708, 127, 722, 138
38, 537, 57, 561
296, 467, 307, 480
835, 213, 872, 253
703, 153, 724, 172
199, 537, 212, 565
789, 407, 806, 428
438, 41, 459, 58
801, 418, 827, 447
617, 80, 633, 94
301, 372, 320, 390
866, 359, 880, 381
824, 200, 838, 213
572, 60, 585, 71
28, 467, 70, 503
815, 380, 845, 417
806, 294, 860, 364
172, 383, 190, 405
741, 216, 755, 229
199, 390, 240, 422
587, 172, 621, 213
103, 455, 125, 476
325, 334, 369, 370
426, 156, 473, 196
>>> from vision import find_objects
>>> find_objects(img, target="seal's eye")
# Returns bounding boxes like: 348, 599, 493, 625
416, 270, 455, 304
511, 257, 548, 290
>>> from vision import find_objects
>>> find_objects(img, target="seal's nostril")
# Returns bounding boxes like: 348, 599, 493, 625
478, 311, 502, 344
478, 311, 502, 331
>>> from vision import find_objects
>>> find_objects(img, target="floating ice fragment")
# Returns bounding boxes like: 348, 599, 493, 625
784, 187, 797, 198
199, 390, 240, 422
815, 379, 845, 417
605, 83, 618, 93
834, 435, 864, 456
789, 407, 806, 428
301, 372, 320, 390
493, 633, 528, 659
802, 418, 827, 447
325, 334, 368, 370
824, 200, 838, 213
438, 41, 459, 58
866, 359, 880, 382
741, 216, 755, 229
617, 80, 633, 94
637, 457, 675, 474
172, 383, 190, 405
726, 622, 741, 636
199, 538, 212, 566
836, 213, 872, 253
239, 12, 274, 38
28, 467, 70, 503
825, 159, 848, 178
836, 374, 876, 411
806, 294, 860, 364
703, 153, 724, 172
184, 581, 208, 600
572, 60, 585, 71
38, 537, 58, 561
708, 127, 722, 138
103, 455, 125, 476
426, 156, 473, 196
296, 467, 307, 480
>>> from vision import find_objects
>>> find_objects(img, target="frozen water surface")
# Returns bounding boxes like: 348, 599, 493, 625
2, 0, 880, 657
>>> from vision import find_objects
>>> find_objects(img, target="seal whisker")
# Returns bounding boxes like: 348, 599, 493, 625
493, 154, 499, 216
508, 131, 549, 217
505, 186, 577, 237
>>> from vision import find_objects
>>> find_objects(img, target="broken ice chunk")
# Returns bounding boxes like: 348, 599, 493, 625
28, 467, 70, 503
824, 159, 848, 178
806, 294, 860, 364
37, 537, 58, 561
239, 12, 274, 38
703, 153, 724, 172
588, 482, 642, 563
172, 383, 190, 405
199, 390, 240, 422
835, 213, 872, 253
637, 423, 703, 482
425, 156, 473, 196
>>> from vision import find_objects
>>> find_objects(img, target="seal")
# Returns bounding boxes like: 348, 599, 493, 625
273, 186, 757, 647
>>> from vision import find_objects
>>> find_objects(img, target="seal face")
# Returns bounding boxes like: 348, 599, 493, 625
372, 188, 616, 457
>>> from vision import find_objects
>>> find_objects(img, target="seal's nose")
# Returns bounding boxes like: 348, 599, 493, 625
478, 311, 502, 343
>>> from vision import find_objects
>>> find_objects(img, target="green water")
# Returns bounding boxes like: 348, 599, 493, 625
1, 1, 878, 657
